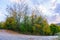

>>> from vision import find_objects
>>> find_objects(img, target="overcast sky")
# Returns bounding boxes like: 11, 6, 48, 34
0, 0, 60, 24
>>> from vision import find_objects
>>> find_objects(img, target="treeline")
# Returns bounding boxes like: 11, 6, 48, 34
0, 14, 60, 35
0, 2, 60, 35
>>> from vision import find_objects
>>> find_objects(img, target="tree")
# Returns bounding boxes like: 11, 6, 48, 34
4, 17, 16, 30
0, 22, 4, 29
6, 0, 29, 28
42, 19, 51, 35
33, 16, 44, 35
50, 24, 59, 35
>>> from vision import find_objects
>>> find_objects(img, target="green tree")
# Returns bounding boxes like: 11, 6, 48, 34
0, 22, 4, 29
50, 24, 59, 35
4, 17, 17, 31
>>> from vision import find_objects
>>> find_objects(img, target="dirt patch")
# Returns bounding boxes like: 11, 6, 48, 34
6, 30, 19, 34
0, 30, 19, 34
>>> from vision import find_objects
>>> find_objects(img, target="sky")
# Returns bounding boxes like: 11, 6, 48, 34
0, 0, 60, 24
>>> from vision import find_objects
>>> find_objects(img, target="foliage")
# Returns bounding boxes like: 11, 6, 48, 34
4, 17, 17, 31
0, 14, 60, 35
50, 24, 59, 35
0, 22, 4, 29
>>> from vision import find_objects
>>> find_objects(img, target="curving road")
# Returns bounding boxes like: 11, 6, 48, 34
0, 30, 58, 40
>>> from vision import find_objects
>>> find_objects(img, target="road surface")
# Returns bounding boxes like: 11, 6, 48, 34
0, 30, 58, 40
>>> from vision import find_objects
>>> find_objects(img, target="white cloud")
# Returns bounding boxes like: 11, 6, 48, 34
9, 0, 34, 9
39, 5, 47, 13
10, 0, 20, 3
35, 0, 57, 16
0, 12, 5, 22
48, 13, 60, 24
55, 14, 60, 23
38, 4, 55, 16
9, 0, 31, 4
51, 0, 56, 3
38, 5, 48, 15
49, 0, 57, 10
